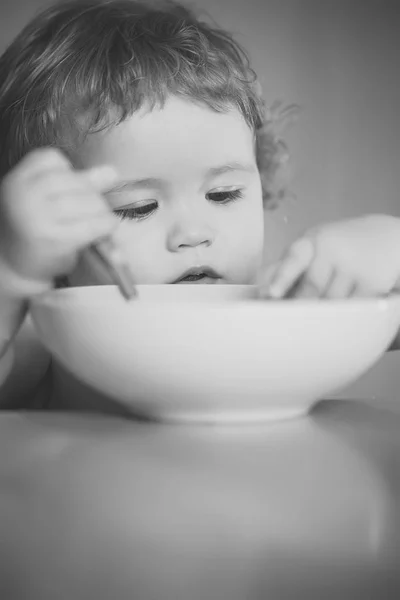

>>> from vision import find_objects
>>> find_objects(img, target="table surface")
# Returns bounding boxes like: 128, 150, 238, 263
0, 399, 400, 599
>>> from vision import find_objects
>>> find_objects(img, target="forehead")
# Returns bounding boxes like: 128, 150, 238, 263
77, 96, 256, 176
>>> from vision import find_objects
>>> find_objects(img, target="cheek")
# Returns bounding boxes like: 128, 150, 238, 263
227, 197, 264, 254
115, 221, 167, 282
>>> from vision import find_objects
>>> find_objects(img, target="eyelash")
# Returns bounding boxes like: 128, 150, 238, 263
114, 190, 244, 221
114, 203, 157, 222
207, 189, 244, 204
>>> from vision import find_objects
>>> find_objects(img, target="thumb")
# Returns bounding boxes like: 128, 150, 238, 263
81, 165, 119, 193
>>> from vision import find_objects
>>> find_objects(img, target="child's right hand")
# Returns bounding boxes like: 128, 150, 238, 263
0, 148, 119, 294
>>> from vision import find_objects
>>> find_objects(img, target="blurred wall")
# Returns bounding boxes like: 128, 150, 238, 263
0, 0, 399, 407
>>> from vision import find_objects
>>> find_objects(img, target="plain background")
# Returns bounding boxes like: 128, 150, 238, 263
0, 0, 399, 406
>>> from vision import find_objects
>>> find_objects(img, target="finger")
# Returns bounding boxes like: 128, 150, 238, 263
81, 165, 119, 194
52, 192, 114, 222
15, 147, 72, 180
28, 163, 118, 196
288, 261, 335, 299
267, 237, 314, 298
28, 170, 116, 220
351, 282, 378, 298
30, 171, 107, 200
288, 276, 320, 298
257, 263, 277, 285
324, 273, 356, 299
68, 214, 119, 249
257, 263, 279, 297
304, 256, 334, 296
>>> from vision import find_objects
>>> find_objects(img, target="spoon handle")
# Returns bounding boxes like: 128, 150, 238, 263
88, 237, 137, 300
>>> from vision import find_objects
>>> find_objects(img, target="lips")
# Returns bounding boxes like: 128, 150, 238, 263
172, 266, 221, 284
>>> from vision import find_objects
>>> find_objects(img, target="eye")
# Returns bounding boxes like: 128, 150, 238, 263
206, 189, 244, 204
114, 201, 158, 221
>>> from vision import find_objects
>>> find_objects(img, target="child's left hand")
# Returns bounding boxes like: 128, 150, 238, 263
259, 214, 400, 299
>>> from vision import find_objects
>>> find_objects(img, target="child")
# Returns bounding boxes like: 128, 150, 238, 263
0, 0, 398, 412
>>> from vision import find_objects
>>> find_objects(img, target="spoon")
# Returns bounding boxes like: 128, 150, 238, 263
88, 237, 137, 300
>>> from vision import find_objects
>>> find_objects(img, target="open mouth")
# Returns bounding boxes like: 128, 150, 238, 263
172, 267, 221, 284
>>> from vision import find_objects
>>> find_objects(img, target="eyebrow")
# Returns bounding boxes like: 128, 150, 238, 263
205, 162, 257, 178
107, 162, 256, 193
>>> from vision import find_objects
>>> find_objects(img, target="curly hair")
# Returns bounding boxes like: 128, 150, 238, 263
0, 0, 295, 206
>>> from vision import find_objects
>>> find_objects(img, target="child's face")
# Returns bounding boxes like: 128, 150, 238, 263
70, 96, 264, 285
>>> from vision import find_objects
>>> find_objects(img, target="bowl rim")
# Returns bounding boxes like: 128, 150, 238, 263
29, 284, 400, 314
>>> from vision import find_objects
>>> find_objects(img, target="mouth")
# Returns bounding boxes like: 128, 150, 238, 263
172, 266, 222, 284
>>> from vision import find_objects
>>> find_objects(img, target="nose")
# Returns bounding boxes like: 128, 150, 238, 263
167, 212, 215, 252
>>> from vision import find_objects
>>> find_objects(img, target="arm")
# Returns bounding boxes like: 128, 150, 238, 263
0, 148, 118, 406
0, 283, 29, 384
0, 266, 51, 407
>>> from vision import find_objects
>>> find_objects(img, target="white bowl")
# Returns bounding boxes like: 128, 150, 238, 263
30, 285, 400, 423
